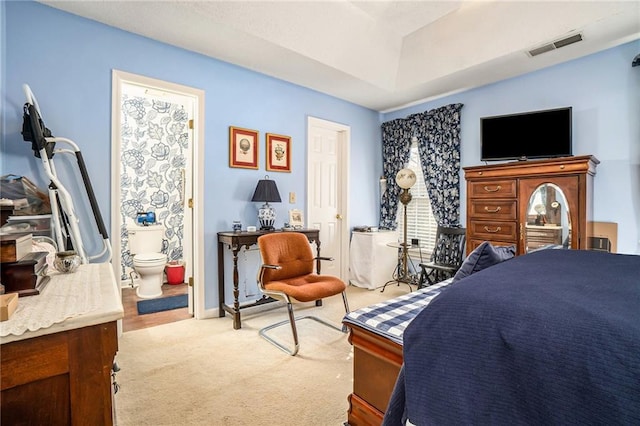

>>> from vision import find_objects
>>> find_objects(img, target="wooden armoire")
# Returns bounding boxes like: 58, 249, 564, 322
463, 155, 599, 255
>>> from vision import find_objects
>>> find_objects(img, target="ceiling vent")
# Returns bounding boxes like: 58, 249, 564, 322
527, 33, 583, 57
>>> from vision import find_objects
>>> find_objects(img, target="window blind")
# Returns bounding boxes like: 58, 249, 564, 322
396, 141, 438, 256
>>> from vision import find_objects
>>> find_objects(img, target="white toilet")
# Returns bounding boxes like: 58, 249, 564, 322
127, 224, 167, 299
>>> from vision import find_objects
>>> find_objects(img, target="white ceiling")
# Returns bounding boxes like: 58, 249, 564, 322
41, 1, 640, 112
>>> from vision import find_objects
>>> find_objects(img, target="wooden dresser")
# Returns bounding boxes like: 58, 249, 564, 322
464, 155, 598, 255
1, 263, 123, 425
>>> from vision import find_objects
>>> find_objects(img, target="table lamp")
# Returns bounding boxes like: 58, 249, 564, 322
251, 175, 282, 230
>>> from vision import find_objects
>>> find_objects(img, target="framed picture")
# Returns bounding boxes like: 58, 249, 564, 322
266, 133, 291, 172
229, 126, 259, 169
289, 209, 304, 229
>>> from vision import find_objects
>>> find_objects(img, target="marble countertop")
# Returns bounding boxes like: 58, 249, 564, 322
0, 262, 124, 344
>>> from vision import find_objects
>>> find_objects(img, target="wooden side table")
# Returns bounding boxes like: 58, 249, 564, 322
217, 229, 320, 329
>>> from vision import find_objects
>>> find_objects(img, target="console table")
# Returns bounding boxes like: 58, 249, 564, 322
217, 229, 321, 329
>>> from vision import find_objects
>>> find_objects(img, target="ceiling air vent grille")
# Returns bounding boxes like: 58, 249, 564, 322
527, 33, 583, 57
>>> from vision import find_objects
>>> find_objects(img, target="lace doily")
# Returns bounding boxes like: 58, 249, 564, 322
1, 263, 104, 337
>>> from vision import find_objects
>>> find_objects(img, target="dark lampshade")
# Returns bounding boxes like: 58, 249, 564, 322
251, 177, 282, 203
251, 176, 281, 230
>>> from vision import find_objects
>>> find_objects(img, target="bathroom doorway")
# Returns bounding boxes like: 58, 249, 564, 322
111, 70, 205, 327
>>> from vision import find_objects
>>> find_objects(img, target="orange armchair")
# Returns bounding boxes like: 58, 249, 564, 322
257, 232, 350, 356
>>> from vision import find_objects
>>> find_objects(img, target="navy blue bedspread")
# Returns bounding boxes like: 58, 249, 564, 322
383, 249, 640, 425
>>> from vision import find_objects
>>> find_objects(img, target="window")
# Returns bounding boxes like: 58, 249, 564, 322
396, 140, 438, 256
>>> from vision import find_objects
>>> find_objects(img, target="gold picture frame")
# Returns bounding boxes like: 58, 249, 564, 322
229, 126, 259, 169
266, 133, 291, 172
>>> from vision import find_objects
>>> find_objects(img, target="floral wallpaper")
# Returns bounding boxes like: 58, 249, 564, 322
119, 93, 189, 281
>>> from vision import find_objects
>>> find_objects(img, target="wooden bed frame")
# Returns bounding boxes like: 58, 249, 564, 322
346, 322, 403, 426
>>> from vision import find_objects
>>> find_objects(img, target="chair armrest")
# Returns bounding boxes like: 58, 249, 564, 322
261, 264, 282, 270
315, 256, 334, 262
257, 264, 282, 289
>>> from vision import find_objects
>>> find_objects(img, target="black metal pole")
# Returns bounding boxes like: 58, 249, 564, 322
74, 151, 109, 239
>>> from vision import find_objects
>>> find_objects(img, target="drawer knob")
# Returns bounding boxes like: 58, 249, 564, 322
484, 206, 502, 213
483, 185, 502, 193
484, 226, 502, 233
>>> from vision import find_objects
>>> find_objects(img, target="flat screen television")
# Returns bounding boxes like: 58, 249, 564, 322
480, 107, 572, 161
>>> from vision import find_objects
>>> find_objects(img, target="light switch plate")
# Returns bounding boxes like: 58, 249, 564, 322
289, 192, 296, 203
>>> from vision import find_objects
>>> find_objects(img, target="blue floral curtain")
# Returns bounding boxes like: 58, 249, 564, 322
416, 103, 463, 226
379, 103, 463, 229
379, 119, 413, 229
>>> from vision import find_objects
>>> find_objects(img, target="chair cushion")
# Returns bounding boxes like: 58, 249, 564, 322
453, 241, 515, 281
264, 274, 346, 302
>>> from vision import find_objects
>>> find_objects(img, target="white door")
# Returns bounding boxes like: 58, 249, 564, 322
111, 70, 205, 321
307, 117, 350, 280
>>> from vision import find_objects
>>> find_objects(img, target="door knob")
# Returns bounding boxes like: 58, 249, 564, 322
336, 214, 343, 220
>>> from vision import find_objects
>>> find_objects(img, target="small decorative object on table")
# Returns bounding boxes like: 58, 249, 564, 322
54, 250, 81, 273
232, 221, 242, 232
288, 209, 303, 229
0, 292, 18, 321
1, 251, 49, 296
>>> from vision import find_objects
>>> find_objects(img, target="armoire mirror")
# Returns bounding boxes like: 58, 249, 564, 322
524, 183, 570, 252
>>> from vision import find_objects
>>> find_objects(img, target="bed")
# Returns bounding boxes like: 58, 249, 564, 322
343, 280, 454, 425
344, 248, 640, 426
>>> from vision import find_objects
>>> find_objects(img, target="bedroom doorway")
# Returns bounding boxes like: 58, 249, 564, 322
111, 70, 205, 328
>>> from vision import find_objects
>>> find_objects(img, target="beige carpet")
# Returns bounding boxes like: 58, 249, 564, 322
114, 282, 412, 426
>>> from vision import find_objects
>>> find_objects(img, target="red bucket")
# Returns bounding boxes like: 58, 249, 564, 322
165, 261, 185, 285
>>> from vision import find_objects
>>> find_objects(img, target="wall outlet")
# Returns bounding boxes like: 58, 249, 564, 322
289, 192, 296, 203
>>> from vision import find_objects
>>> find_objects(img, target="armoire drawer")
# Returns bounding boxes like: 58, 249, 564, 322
468, 200, 517, 220
468, 180, 517, 199
468, 220, 518, 241
468, 239, 517, 252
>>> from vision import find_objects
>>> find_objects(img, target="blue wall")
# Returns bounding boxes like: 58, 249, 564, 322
1, 2, 382, 311
383, 39, 640, 255
2, 1, 639, 317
